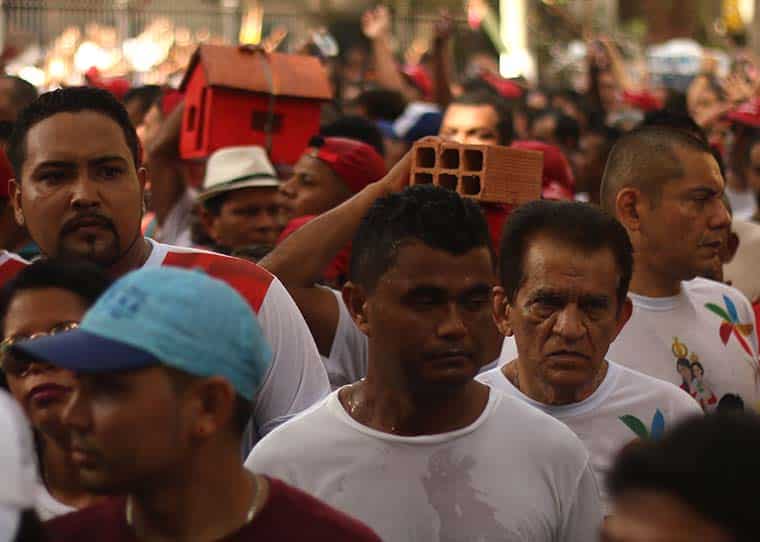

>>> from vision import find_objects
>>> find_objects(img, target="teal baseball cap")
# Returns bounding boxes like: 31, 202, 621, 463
13, 267, 272, 401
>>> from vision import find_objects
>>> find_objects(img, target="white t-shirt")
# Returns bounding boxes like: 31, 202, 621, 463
246, 388, 603, 542
143, 240, 330, 448
35, 482, 75, 521
326, 289, 499, 389
607, 278, 760, 412
477, 361, 702, 512
725, 219, 760, 304
725, 185, 757, 221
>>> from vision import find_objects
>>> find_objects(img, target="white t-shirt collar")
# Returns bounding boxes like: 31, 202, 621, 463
326, 387, 500, 445
493, 360, 621, 418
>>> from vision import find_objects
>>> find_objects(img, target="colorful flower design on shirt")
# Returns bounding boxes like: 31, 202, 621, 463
619, 409, 665, 440
705, 295, 755, 358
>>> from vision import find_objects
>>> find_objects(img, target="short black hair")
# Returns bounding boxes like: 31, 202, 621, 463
0, 75, 38, 114
600, 125, 715, 214
676, 358, 691, 369
122, 85, 162, 116
608, 411, 760, 542
450, 90, 514, 145
499, 200, 633, 309
202, 192, 229, 217
350, 185, 493, 292
531, 109, 580, 149
7, 86, 141, 179
355, 88, 407, 121
0, 259, 112, 335
320, 115, 385, 156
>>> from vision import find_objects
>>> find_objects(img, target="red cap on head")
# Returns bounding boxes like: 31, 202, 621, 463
308, 137, 387, 194
511, 140, 575, 201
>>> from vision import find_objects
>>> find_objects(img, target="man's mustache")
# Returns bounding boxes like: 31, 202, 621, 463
60, 214, 117, 237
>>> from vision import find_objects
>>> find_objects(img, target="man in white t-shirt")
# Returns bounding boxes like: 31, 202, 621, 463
247, 184, 602, 541
478, 200, 701, 512
598, 125, 760, 412
5, 86, 329, 448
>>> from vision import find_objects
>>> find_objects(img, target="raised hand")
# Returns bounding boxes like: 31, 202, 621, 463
362, 5, 391, 40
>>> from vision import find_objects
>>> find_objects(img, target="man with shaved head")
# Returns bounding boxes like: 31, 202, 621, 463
601, 125, 760, 412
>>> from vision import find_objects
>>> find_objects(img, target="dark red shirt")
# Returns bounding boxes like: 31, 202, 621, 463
45, 477, 381, 541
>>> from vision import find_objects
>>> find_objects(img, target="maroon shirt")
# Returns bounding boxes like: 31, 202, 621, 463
45, 477, 381, 541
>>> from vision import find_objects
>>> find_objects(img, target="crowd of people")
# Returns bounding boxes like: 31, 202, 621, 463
0, 7, 760, 541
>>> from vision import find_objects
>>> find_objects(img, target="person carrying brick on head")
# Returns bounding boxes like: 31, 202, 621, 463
13, 267, 381, 542
247, 184, 602, 541
279, 136, 387, 222
477, 200, 702, 513
260, 138, 503, 389
5, 86, 329, 454
598, 125, 759, 412
197, 146, 282, 258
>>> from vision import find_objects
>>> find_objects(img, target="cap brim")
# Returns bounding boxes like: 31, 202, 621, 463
198, 179, 280, 202
11, 329, 159, 373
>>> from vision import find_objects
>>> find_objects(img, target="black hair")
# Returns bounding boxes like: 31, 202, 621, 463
202, 192, 229, 217
450, 90, 514, 145
676, 358, 691, 369
320, 115, 385, 156
0, 259, 113, 335
0, 76, 38, 115
717, 393, 745, 412
608, 411, 760, 542
600, 125, 715, 213
7, 86, 141, 179
355, 88, 407, 121
640, 110, 708, 143
531, 109, 580, 149
499, 200, 633, 309
349, 185, 493, 292
122, 85, 162, 119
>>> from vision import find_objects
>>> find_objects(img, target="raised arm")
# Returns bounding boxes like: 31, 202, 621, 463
259, 151, 412, 355
143, 101, 188, 226
362, 6, 418, 102
432, 11, 455, 110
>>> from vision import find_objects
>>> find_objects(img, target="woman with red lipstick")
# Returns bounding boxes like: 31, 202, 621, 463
0, 260, 112, 520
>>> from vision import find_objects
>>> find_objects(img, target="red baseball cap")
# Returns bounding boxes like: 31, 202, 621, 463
307, 137, 387, 194
511, 140, 575, 201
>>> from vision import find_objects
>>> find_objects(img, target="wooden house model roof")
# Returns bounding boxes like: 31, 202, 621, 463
180, 44, 332, 101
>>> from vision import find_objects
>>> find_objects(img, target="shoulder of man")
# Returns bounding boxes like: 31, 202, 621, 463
45, 498, 128, 541
258, 477, 381, 541
160, 245, 274, 312
611, 362, 703, 417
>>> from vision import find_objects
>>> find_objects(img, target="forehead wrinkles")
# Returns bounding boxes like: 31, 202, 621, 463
521, 244, 619, 298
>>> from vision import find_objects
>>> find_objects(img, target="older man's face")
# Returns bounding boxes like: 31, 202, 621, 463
494, 234, 630, 399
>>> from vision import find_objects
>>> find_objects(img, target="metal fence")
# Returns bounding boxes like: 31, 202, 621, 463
0, 0, 316, 49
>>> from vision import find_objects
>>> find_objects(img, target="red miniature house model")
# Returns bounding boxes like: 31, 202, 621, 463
410, 140, 543, 205
179, 44, 332, 165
